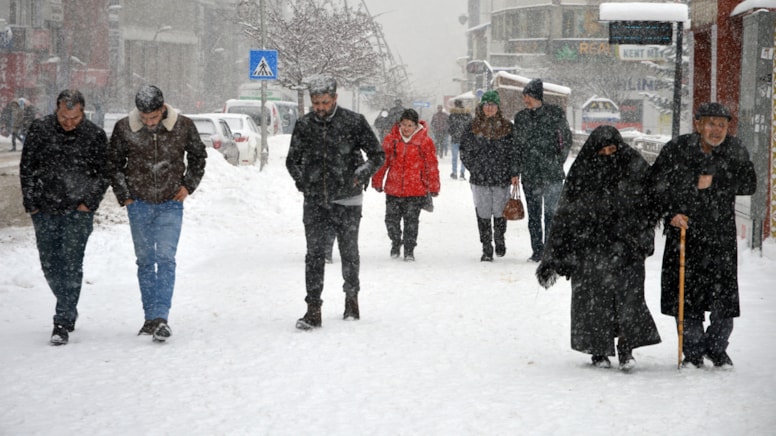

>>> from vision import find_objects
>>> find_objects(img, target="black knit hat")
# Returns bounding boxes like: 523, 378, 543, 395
695, 102, 731, 120
522, 78, 543, 101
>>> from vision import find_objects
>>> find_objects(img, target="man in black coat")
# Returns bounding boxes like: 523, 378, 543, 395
514, 78, 573, 262
286, 75, 385, 329
648, 102, 756, 368
20, 89, 110, 345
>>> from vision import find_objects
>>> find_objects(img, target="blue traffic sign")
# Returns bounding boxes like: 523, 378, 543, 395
249, 49, 278, 81
412, 101, 431, 108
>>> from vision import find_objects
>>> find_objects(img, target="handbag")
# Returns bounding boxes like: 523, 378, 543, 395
503, 186, 524, 220
422, 193, 434, 213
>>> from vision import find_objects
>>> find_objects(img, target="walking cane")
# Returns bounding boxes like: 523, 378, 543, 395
677, 227, 686, 369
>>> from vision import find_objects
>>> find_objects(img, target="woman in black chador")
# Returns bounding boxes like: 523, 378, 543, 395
536, 125, 661, 370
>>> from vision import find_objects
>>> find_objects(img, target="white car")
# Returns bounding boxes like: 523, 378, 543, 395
212, 113, 261, 165
223, 99, 300, 136
103, 112, 126, 139
185, 114, 240, 166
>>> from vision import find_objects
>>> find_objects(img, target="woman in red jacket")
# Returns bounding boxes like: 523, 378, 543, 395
372, 109, 440, 261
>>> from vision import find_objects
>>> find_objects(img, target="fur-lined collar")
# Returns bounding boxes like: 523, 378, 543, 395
128, 103, 179, 132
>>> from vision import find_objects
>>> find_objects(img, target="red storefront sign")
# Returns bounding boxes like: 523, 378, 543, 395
0, 52, 37, 105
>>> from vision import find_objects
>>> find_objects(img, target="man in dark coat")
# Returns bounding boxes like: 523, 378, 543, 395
20, 89, 110, 345
647, 102, 756, 368
514, 78, 573, 262
448, 99, 471, 180
537, 125, 660, 370
286, 75, 385, 329
430, 105, 449, 158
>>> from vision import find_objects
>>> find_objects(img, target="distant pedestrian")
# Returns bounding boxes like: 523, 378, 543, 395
460, 90, 518, 261
537, 125, 661, 370
1, 99, 24, 151
374, 108, 392, 140
286, 75, 385, 329
107, 85, 207, 343
372, 108, 440, 261
514, 78, 572, 262
20, 89, 110, 345
386, 99, 404, 130
647, 102, 756, 368
430, 105, 449, 158
448, 99, 471, 180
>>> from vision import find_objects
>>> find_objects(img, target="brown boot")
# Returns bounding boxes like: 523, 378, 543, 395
296, 303, 322, 330
344, 294, 360, 320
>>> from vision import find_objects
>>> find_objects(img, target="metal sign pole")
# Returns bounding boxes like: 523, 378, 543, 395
259, 0, 269, 170
672, 21, 683, 138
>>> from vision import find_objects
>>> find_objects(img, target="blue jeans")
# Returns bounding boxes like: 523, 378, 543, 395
522, 180, 563, 257
451, 142, 466, 176
31, 211, 95, 328
127, 200, 183, 320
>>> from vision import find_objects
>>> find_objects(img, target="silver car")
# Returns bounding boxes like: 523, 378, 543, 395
186, 114, 240, 166
209, 113, 261, 165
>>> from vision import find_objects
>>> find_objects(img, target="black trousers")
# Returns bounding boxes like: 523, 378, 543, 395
303, 200, 362, 305
384, 195, 424, 250
31, 211, 95, 328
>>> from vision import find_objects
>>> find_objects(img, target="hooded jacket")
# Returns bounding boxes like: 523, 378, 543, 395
286, 105, 384, 204
371, 120, 440, 197
459, 105, 518, 187
108, 104, 207, 205
21, 114, 110, 214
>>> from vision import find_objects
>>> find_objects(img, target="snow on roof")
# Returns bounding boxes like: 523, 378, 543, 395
732, 0, 776, 16
599, 2, 689, 24
494, 71, 572, 96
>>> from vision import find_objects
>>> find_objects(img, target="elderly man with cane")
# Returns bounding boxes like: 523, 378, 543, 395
647, 102, 756, 369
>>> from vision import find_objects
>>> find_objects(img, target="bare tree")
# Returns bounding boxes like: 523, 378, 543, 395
239, 0, 385, 108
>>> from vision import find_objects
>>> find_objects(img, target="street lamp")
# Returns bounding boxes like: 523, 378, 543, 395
153, 25, 172, 41
70, 56, 87, 66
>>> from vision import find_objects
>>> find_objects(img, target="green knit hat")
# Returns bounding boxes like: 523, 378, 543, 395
480, 90, 500, 106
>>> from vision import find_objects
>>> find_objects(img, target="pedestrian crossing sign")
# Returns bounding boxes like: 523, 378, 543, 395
249, 49, 278, 81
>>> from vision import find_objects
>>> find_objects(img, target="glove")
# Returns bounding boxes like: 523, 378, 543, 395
536, 261, 558, 289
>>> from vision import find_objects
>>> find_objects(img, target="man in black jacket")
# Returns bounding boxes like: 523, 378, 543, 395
647, 102, 756, 368
20, 89, 110, 345
286, 75, 385, 329
514, 78, 572, 262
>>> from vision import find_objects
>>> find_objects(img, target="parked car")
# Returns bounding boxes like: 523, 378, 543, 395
213, 113, 261, 165
185, 114, 240, 166
102, 112, 126, 139
223, 99, 300, 135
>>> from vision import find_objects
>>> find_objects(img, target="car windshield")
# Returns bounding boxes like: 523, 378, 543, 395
223, 118, 244, 131
192, 119, 216, 135
227, 106, 270, 126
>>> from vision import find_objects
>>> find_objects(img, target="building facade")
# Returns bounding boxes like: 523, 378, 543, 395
0, 0, 244, 116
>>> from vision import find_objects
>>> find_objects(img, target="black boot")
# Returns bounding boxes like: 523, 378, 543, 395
296, 302, 322, 330
493, 217, 507, 257
390, 240, 401, 258
477, 216, 493, 262
344, 294, 360, 320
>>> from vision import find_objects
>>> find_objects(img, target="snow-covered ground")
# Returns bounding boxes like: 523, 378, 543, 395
1, 134, 774, 435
